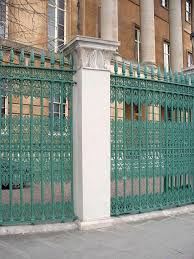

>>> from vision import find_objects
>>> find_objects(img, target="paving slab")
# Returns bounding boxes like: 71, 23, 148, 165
0, 213, 194, 259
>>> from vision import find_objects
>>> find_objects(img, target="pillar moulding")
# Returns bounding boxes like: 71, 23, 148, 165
64, 36, 119, 71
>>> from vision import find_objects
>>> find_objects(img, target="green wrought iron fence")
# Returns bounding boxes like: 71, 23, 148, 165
0, 49, 75, 225
111, 64, 194, 216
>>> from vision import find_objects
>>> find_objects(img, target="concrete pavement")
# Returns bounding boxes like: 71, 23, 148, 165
0, 212, 194, 259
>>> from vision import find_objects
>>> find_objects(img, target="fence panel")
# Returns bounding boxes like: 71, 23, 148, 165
111, 65, 194, 216
0, 50, 74, 225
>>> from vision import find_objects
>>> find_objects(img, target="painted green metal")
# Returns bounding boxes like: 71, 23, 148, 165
111, 63, 194, 216
0, 49, 74, 225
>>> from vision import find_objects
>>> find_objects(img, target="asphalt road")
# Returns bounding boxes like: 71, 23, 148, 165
0, 213, 194, 259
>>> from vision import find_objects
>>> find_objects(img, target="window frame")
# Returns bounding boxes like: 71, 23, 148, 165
48, 0, 67, 52
148, 105, 160, 122
185, 0, 191, 23
163, 41, 170, 73
134, 26, 141, 63
0, 95, 8, 129
0, 0, 7, 38
1, 96, 8, 115
161, 0, 168, 9
187, 51, 192, 67
49, 96, 68, 133
97, 5, 101, 38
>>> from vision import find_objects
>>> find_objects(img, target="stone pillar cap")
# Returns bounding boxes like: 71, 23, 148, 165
62, 36, 120, 70
62, 35, 120, 55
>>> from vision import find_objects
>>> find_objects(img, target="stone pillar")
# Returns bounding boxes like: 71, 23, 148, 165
169, 0, 183, 72
64, 36, 119, 228
140, 0, 156, 65
101, 0, 118, 41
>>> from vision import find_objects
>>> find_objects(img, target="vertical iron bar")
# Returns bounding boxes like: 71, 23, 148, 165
192, 101, 194, 200
145, 97, 149, 209
188, 103, 191, 196
50, 81, 55, 220
177, 108, 181, 192
138, 89, 141, 210
171, 95, 174, 205
9, 92, 13, 222
69, 82, 74, 218
183, 106, 186, 203
40, 80, 45, 221
164, 93, 168, 206
130, 94, 134, 210
114, 86, 118, 214
159, 97, 162, 203
30, 79, 34, 223
0, 80, 2, 224
152, 103, 155, 207
19, 81, 24, 221
60, 82, 65, 221
123, 87, 126, 212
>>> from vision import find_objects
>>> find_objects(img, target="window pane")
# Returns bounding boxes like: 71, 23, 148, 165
53, 96, 60, 102
135, 29, 138, 41
135, 28, 141, 62
0, 21, 5, 37
58, 24, 64, 40
54, 104, 59, 113
48, 37, 55, 51
48, 0, 65, 52
48, 23, 55, 38
63, 104, 66, 114
58, 9, 64, 25
161, 0, 168, 7
48, 5, 55, 37
48, 0, 56, 6
164, 42, 170, 72
0, 0, 6, 22
186, 0, 191, 22
187, 53, 192, 67
0, 0, 6, 37
58, 0, 65, 10
49, 103, 52, 113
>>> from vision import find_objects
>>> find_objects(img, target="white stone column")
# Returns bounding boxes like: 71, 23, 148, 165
64, 36, 119, 228
140, 0, 156, 65
169, 0, 184, 72
101, 0, 118, 41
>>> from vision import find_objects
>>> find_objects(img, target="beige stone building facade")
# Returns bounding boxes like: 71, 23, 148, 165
0, 0, 193, 71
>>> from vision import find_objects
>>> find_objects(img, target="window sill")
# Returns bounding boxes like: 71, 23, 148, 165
185, 19, 191, 25
161, 5, 169, 10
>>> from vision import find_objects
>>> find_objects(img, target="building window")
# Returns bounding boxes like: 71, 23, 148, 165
0, 96, 7, 128
163, 42, 170, 72
48, 0, 67, 52
161, 0, 168, 8
148, 106, 160, 121
135, 27, 141, 63
187, 52, 192, 67
49, 96, 67, 131
186, 0, 191, 23
1, 96, 5, 116
0, 0, 6, 38
97, 6, 101, 38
